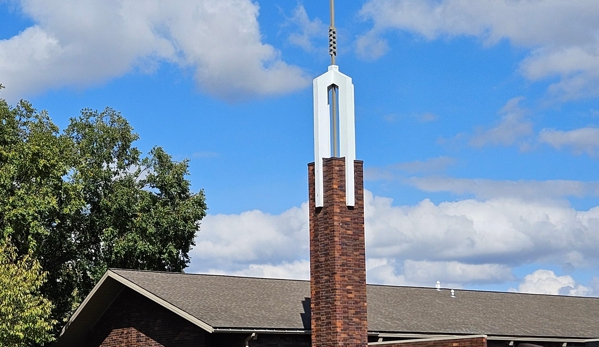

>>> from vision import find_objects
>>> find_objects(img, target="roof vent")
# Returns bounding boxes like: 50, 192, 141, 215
436, 281, 441, 291
451, 289, 456, 298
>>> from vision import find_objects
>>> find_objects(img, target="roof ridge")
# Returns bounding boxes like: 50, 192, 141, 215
367, 282, 599, 299
109, 268, 311, 283
109, 269, 599, 300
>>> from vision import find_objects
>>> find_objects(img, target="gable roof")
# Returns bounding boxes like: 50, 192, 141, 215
57, 269, 599, 346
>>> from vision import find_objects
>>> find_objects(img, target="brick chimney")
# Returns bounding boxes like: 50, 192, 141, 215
308, 157, 368, 347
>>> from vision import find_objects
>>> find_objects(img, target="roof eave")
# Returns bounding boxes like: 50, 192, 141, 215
108, 270, 214, 333
54, 270, 214, 347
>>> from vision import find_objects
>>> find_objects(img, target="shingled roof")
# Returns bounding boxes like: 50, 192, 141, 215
58, 269, 599, 345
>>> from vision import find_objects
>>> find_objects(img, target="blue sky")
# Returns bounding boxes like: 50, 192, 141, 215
2, 0, 599, 296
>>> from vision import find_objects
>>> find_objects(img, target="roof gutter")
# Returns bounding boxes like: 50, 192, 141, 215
213, 328, 385, 336
488, 336, 597, 344
213, 328, 310, 334
214, 329, 599, 343
373, 333, 598, 344
370, 335, 487, 346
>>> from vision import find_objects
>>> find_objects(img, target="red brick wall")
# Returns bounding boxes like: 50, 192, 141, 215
373, 336, 487, 347
309, 158, 368, 347
94, 327, 163, 347
85, 287, 312, 347
85, 288, 207, 347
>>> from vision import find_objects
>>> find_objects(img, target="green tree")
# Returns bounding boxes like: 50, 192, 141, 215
0, 98, 84, 335
0, 95, 207, 336
0, 238, 55, 347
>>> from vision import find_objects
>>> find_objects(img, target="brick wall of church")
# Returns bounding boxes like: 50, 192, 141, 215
85, 288, 207, 347
308, 158, 368, 347
85, 287, 312, 347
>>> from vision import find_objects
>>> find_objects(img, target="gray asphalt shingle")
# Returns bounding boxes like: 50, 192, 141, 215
111, 269, 599, 338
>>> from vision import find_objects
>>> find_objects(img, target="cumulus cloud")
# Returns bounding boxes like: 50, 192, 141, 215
438, 97, 534, 151
358, 0, 599, 100
366, 156, 599, 201
0, 0, 310, 102
417, 112, 438, 123
355, 31, 388, 61
282, 4, 327, 53
364, 192, 599, 267
365, 156, 455, 181
367, 193, 599, 288
367, 259, 513, 287
189, 203, 309, 273
469, 97, 533, 148
208, 260, 310, 280
591, 277, 599, 294
441, 98, 599, 157
383, 112, 438, 124
395, 156, 455, 174
539, 127, 599, 156
409, 177, 599, 200
514, 269, 590, 296
189, 189, 599, 292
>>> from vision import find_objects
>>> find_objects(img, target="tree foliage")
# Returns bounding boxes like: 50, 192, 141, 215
0, 96, 207, 337
0, 238, 55, 346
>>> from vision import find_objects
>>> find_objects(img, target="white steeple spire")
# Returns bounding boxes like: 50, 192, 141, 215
313, 0, 356, 208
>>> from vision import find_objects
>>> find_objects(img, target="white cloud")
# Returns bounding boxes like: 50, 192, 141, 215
469, 97, 533, 147
417, 112, 438, 123
522, 46, 599, 101
359, 0, 599, 46
188, 189, 599, 290
395, 156, 455, 174
189, 203, 309, 272
364, 168, 395, 181
0, 0, 310, 102
514, 269, 590, 296
365, 192, 599, 286
366, 259, 409, 286
539, 127, 599, 156
367, 259, 514, 286
409, 177, 599, 200
442, 98, 599, 156
382, 112, 438, 124
367, 191, 599, 267
365, 156, 455, 181
358, 0, 599, 100
591, 277, 599, 294
403, 260, 513, 284
355, 31, 388, 60
207, 260, 310, 280
283, 4, 326, 53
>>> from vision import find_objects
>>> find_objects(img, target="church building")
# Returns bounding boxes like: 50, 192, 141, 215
54, 3, 599, 347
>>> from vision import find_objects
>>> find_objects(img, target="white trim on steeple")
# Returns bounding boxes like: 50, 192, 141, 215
313, 65, 356, 207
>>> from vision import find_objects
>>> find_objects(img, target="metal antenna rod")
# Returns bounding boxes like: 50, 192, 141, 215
329, 0, 339, 157
329, 0, 337, 65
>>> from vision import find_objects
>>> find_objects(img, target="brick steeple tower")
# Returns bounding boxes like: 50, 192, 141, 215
308, 1, 368, 346
308, 159, 367, 347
